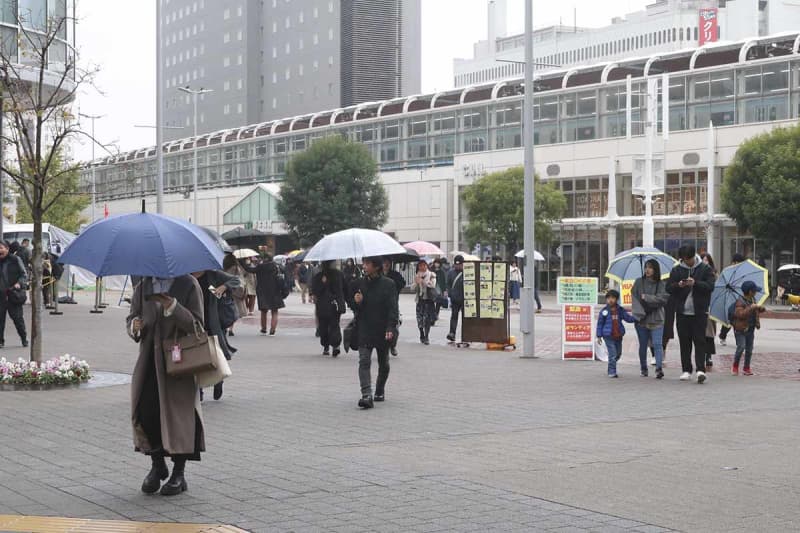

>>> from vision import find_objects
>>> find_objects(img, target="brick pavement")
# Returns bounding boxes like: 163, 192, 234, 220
0, 293, 798, 532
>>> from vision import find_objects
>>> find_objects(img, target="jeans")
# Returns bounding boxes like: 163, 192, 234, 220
0, 299, 26, 343
676, 314, 707, 374
449, 301, 463, 337
719, 325, 731, 340
358, 345, 390, 396
733, 328, 755, 368
635, 324, 664, 372
603, 336, 623, 376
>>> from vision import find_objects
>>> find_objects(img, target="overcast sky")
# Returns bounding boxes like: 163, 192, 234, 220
74, 0, 650, 161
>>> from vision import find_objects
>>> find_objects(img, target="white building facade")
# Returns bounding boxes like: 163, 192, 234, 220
454, 0, 800, 88
83, 34, 800, 288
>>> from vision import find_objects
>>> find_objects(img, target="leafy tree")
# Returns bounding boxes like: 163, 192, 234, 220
277, 136, 388, 244
462, 166, 566, 254
722, 124, 800, 251
0, 11, 98, 362
15, 152, 90, 233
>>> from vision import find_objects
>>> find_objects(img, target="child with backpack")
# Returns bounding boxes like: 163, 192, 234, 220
596, 289, 637, 378
730, 281, 766, 375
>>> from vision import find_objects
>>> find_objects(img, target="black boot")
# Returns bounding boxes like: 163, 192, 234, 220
213, 381, 223, 401
423, 326, 431, 345
141, 455, 168, 494
419, 328, 425, 344
160, 458, 187, 496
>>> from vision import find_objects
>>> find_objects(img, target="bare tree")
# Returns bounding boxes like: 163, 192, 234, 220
0, 8, 99, 362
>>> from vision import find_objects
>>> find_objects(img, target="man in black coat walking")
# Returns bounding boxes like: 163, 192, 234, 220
382, 258, 405, 356
0, 241, 28, 348
445, 255, 465, 342
666, 245, 716, 384
351, 257, 399, 409
311, 261, 346, 356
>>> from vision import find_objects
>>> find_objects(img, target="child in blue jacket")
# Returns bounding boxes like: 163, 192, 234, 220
596, 289, 637, 378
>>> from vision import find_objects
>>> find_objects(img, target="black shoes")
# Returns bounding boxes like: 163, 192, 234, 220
213, 382, 223, 401
656, 368, 664, 379
228, 330, 234, 337
323, 347, 330, 356
160, 460, 187, 496
446, 333, 455, 342
260, 329, 267, 335
358, 395, 374, 409
332, 348, 340, 357
21, 339, 28, 347
141, 458, 169, 494
374, 394, 385, 402
390, 347, 398, 356
641, 370, 648, 377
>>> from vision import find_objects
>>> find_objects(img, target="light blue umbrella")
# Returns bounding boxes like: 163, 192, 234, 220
58, 211, 224, 277
709, 260, 770, 326
606, 247, 677, 283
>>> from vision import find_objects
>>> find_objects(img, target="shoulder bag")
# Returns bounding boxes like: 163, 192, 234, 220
163, 321, 218, 377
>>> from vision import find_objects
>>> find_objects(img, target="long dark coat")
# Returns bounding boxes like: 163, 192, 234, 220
127, 276, 205, 458
243, 260, 285, 311
197, 270, 241, 361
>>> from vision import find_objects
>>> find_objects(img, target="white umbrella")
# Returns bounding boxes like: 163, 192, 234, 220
450, 250, 481, 261
305, 228, 406, 262
515, 249, 545, 261
777, 264, 800, 272
233, 248, 259, 259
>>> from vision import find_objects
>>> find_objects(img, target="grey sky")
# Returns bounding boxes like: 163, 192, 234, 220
74, 0, 650, 161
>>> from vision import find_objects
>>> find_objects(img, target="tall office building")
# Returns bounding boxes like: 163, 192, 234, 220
161, 0, 421, 141
455, 0, 800, 87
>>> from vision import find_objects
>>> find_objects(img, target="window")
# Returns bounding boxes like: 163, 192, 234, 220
314, 7, 318, 18
223, 104, 230, 115
272, 72, 277, 83
285, 42, 291, 54
272, 47, 277, 58
299, 11, 304, 23
328, 55, 334, 67
328, 28, 334, 40
285, 67, 290, 80
298, 64, 304, 76
223, 32, 230, 43
298, 38, 304, 49
237, 6, 242, 16
223, 80, 230, 91
272, 21, 277, 33
313, 33, 319, 45
237, 103, 243, 114
223, 8, 230, 19
237, 54, 242, 65
285, 16, 290, 29
237, 79, 243, 90
223, 56, 230, 67
237, 30, 242, 41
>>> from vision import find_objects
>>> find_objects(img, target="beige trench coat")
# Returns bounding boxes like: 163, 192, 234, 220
127, 275, 206, 456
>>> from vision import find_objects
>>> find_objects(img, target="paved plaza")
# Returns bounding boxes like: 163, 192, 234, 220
0, 292, 798, 532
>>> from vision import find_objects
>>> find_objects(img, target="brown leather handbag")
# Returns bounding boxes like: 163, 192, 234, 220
163, 321, 218, 377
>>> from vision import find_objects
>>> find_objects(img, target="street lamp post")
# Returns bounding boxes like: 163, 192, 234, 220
156, 0, 164, 214
78, 113, 104, 223
521, 0, 536, 358
177, 85, 213, 223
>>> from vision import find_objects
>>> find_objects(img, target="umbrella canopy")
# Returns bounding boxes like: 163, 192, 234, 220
515, 249, 545, 261
199, 226, 232, 253
221, 227, 267, 242
58, 212, 223, 277
404, 240, 444, 256
287, 249, 305, 258
606, 247, 677, 283
777, 264, 800, 272
292, 249, 309, 262
233, 248, 259, 259
385, 246, 420, 264
450, 250, 481, 261
709, 260, 770, 326
305, 228, 406, 262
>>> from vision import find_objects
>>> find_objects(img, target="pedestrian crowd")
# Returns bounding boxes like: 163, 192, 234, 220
598, 245, 765, 383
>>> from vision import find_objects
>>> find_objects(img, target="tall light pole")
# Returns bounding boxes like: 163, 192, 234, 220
156, 0, 164, 213
78, 113, 104, 223
177, 85, 213, 223
521, 0, 536, 358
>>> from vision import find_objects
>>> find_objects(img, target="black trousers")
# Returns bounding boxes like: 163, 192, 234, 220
719, 325, 731, 340
676, 314, 707, 374
358, 345, 390, 396
449, 301, 463, 337
318, 313, 342, 349
0, 299, 26, 343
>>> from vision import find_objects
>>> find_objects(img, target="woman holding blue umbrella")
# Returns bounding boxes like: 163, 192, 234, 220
631, 259, 669, 379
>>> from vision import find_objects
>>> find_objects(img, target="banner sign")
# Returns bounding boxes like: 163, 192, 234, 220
621, 280, 634, 306
557, 276, 599, 305
699, 8, 718, 46
562, 304, 595, 360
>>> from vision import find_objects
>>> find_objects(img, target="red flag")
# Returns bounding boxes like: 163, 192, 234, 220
699, 8, 718, 46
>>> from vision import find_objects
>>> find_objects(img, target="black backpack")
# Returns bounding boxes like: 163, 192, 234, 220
218, 293, 239, 330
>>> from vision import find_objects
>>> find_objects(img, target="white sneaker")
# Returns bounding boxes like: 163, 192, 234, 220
679, 372, 691, 381
697, 371, 707, 384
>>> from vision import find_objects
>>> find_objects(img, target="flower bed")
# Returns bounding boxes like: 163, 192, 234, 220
0, 355, 91, 386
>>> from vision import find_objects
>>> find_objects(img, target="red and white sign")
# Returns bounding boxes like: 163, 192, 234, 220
562, 304, 595, 360
699, 8, 718, 46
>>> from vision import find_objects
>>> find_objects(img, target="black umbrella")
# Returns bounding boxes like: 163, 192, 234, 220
200, 226, 233, 253
221, 227, 268, 241
385, 246, 420, 264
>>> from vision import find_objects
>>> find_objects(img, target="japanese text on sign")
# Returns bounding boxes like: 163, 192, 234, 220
621, 280, 634, 306
699, 8, 718, 46
557, 277, 599, 305
563, 305, 593, 343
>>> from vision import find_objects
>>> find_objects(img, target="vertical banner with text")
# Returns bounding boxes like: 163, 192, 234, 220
699, 8, 718, 46
557, 277, 598, 360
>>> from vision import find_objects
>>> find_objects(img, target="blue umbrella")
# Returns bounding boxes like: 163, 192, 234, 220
709, 260, 770, 327
606, 247, 677, 283
58, 212, 224, 277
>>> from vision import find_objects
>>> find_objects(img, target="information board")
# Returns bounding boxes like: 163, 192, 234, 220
461, 261, 510, 344
557, 277, 599, 305
562, 304, 595, 360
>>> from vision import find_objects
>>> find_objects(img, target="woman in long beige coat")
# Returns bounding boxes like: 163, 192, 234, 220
127, 275, 206, 496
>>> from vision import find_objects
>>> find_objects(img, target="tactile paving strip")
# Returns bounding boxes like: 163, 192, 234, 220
0, 515, 249, 533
